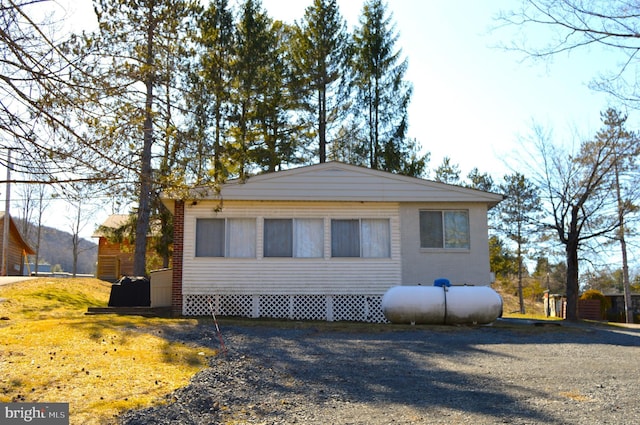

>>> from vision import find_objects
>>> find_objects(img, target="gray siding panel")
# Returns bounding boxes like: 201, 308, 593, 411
399, 203, 492, 286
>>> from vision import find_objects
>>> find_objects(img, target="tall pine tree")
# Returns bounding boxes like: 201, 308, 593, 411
195, 0, 236, 183
593, 108, 639, 322
291, 0, 351, 164
433, 157, 461, 184
229, 0, 273, 180
77, 0, 199, 275
497, 172, 541, 314
351, 0, 423, 176
253, 20, 300, 172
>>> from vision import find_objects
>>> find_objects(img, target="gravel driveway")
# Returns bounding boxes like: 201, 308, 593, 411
119, 319, 640, 425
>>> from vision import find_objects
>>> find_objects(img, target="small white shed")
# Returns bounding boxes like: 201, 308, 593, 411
161, 162, 503, 321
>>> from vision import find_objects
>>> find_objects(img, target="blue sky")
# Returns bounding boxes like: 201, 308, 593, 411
260, 0, 629, 182
55, 0, 631, 239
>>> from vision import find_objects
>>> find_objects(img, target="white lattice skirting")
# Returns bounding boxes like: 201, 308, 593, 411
183, 294, 387, 323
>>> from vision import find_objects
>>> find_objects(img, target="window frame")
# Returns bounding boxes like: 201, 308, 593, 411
330, 218, 391, 258
263, 218, 325, 258
195, 218, 225, 257
419, 210, 470, 250
195, 217, 256, 258
196, 216, 393, 259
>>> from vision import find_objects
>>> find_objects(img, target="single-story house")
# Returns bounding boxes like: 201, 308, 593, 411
161, 162, 503, 321
0, 212, 35, 276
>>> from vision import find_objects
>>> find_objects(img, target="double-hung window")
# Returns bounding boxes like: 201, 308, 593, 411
196, 218, 256, 257
419, 210, 469, 249
331, 219, 390, 258
263, 218, 324, 258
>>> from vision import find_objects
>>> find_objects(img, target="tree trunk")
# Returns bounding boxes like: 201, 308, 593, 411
34, 224, 41, 276
373, 77, 380, 169
133, 1, 156, 277
615, 159, 633, 323
319, 87, 326, 163
34, 193, 44, 276
214, 102, 222, 182
620, 235, 632, 323
565, 237, 580, 321
160, 208, 171, 269
368, 84, 375, 169
517, 246, 525, 314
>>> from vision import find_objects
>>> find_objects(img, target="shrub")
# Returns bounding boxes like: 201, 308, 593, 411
580, 289, 611, 317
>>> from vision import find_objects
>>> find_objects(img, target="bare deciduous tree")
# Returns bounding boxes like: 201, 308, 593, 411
0, 0, 116, 184
525, 115, 637, 320
499, 0, 640, 105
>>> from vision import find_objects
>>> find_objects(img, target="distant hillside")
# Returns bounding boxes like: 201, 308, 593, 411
20, 222, 98, 275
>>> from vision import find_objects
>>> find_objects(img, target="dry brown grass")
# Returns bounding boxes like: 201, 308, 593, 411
492, 282, 551, 320
0, 278, 217, 425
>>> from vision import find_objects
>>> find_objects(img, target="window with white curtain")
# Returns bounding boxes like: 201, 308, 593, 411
444, 211, 470, 248
195, 218, 256, 257
331, 218, 390, 258
294, 218, 324, 258
419, 210, 469, 249
227, 218, 256, 257
362, 219, 391, 257
264, 218, 323, 258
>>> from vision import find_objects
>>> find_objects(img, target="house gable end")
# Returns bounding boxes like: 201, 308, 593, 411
197, 162, 503, 205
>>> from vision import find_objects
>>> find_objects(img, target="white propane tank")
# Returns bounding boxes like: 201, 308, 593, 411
381, 284, 503, 325
444, 286, 503, 325
381, 286, 445, 324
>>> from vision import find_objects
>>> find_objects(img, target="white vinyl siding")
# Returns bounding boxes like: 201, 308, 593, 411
201, 162, 503, 205
182, 201, 401, 295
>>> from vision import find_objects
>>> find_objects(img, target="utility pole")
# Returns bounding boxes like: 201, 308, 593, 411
613, 152, 633, 323
1, 148, 14, 276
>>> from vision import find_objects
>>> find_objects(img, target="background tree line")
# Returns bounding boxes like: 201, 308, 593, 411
2, 0, 427, 276
4, 0, 640, 323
